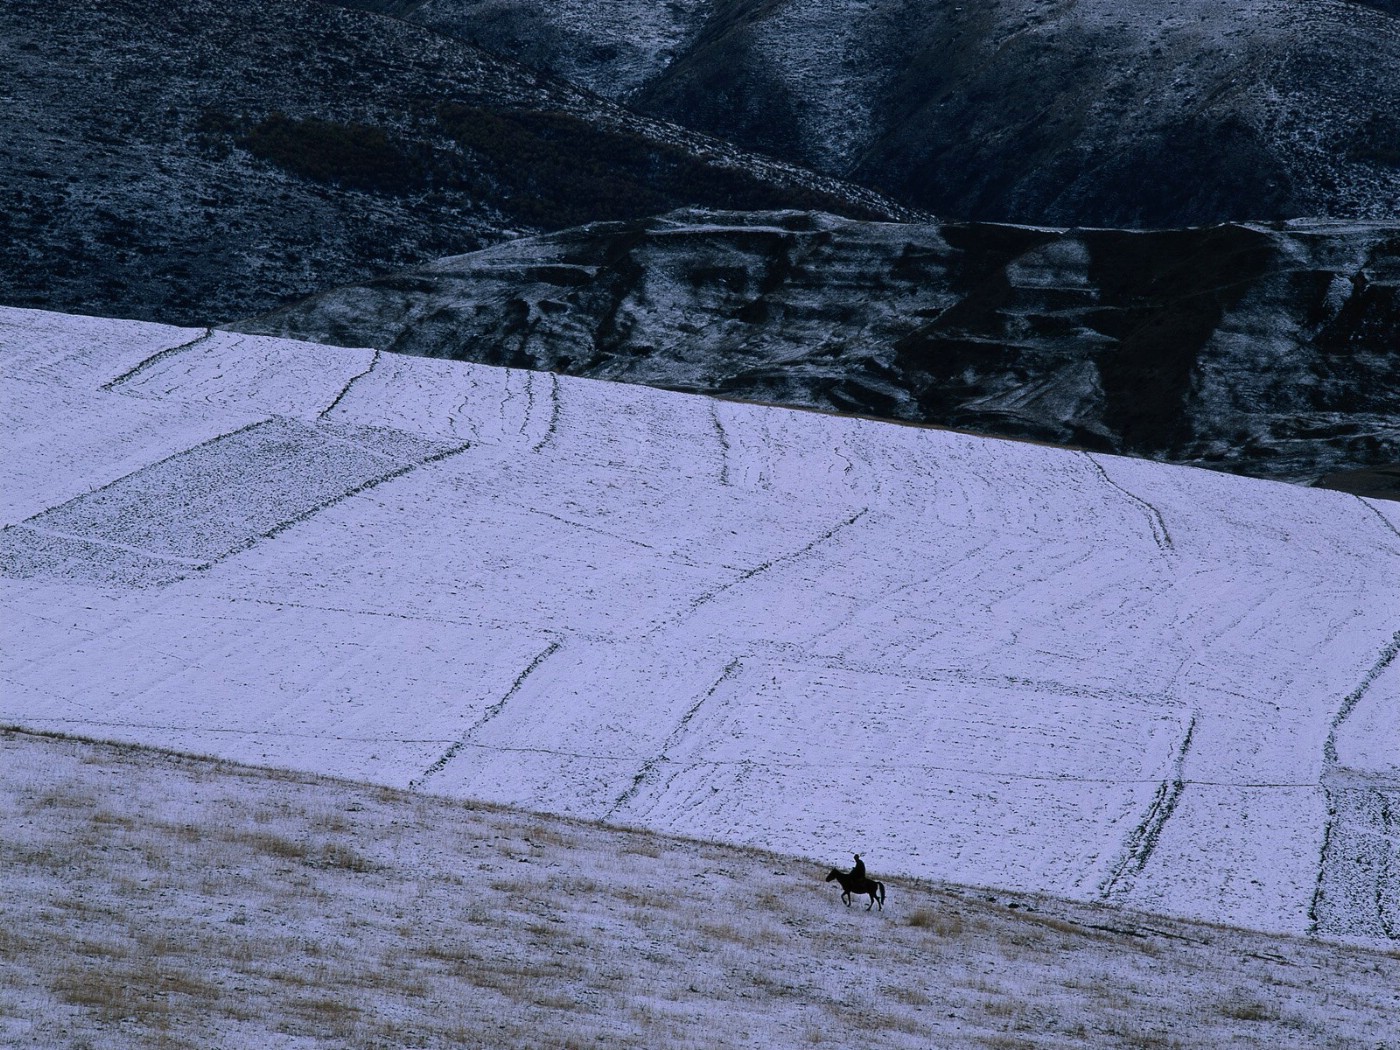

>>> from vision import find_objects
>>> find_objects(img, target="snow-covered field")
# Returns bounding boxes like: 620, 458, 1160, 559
5, 729, 1398, 1049
2, 305, 1397, 949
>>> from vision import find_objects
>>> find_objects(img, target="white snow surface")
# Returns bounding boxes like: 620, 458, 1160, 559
3, 305, 1397, 947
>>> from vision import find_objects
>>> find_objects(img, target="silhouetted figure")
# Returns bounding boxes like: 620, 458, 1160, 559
825, 864, 886, 910
851, 853, 866, 881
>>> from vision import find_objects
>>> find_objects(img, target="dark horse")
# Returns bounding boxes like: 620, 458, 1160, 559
825, 867, 886, 910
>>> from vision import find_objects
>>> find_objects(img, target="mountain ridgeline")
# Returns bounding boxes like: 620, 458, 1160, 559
340, 0, 1400, 228
5, 0, 1398, 493
0, 0, 910, 326
233, 210, 1400, 498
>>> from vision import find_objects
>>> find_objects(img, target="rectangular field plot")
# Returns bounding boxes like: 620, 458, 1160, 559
604, 660, 1194, 895
1, 417, 462, 587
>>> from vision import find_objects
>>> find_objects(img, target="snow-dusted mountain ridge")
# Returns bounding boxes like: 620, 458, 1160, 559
3, 306, 1397, 947
342, 0, 1400, 226
0, 0, 909, 326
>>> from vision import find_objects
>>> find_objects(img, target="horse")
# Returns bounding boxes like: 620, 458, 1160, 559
825, 867, 886, 911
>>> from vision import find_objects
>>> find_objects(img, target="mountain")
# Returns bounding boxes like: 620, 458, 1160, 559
345, 0, 1400, 227
4, 305, 1397, 947
231, 209, 1400, 498
10, 2, 1395, 492
334, 0, 713, 102
0, 0, 911, 327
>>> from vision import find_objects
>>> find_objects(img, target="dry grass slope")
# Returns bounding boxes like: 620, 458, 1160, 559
1, 727, 1396, 1049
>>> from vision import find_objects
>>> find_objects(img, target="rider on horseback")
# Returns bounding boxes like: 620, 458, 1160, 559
825, 852, 885, 910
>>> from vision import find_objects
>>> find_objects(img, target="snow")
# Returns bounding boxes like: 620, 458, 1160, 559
750, 0, 888, 173
424, 0, 713, 102
2, 304, 1397, 949
7, 730, 1398, 1049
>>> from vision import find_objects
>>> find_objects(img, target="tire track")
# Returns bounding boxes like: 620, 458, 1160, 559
645, 507, 869, 637
1099, 712, 1197, 900
217, 441, 473, 561
410, 640, 562, 791
499, 367, 521, 431
318, 349, 381, 419
519, 369, 536, 438
99, 328, 214, 392
1357, 494, 1400, 543
711, 402, 732, 486
606, 657, 743, 819
1310, 628, 1400, 939
1083, 452, 1173, 551
1322, 628, 1400, 770
531, 372, 562, 453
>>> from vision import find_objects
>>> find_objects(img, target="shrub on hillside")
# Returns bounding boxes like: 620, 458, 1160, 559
436, 104, 875, 228
238, 113, 430, 193
1348, 112, 1400, 167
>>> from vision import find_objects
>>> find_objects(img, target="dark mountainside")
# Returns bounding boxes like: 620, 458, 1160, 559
6, 0, 1398, 495
0, 0, 910, 325
346, 0, 1400, 228
232, 210, 1400, 498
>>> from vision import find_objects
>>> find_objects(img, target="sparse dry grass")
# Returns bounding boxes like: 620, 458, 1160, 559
2, 728, 1397, 1050
620, 837, 664, 858
905, 903, 965, 937
888, 984, 933, 1007
1218, 991, 1280, 1023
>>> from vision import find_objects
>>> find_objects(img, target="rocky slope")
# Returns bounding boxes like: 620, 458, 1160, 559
349, 0, 1400, 227
335, 0, 713, 102
0, 0, 910, 326
232, 209, 1400, 496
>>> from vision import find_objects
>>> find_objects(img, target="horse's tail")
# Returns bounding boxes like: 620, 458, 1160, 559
876, 880, 886, 905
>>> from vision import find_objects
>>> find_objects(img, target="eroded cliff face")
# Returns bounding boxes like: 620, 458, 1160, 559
233, 210, 1400, 497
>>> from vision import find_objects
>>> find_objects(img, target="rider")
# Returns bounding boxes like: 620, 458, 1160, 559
851, 853, 866, 881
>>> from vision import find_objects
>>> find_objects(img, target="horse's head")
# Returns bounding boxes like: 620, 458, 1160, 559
824, 868, 841, 882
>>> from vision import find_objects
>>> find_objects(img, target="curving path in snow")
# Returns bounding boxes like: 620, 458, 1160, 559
3, 305, 1396, 945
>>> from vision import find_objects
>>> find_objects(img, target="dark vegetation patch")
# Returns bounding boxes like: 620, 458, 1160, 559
1313, 464, 1400, 499
435, 105, 880, 228
1083, 225, 1276, 454
213, 112, 434, 194
1315, 276, 1400, 360
1348, 112, 1400, 167
632, 12, 812, 172
891, 224, 1062, 424
1088, 117, 1295, 228
1338, 0, 1400, 14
